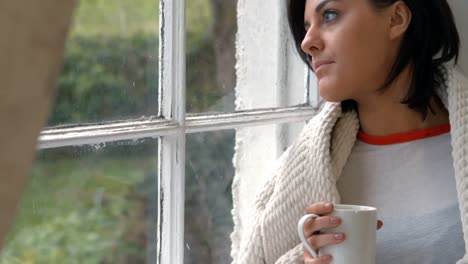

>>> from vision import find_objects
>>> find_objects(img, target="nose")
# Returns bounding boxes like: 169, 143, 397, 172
300, 25, 323, 57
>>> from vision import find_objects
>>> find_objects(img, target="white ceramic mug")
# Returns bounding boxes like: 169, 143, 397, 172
298, 204, 377, 264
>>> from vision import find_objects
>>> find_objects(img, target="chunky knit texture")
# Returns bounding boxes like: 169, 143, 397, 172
230, 66, 468, 264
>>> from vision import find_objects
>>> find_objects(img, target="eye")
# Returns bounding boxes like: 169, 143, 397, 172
323, 10, 338, 23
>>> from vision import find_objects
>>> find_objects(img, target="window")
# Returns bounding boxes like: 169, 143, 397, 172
0, 0, 319, 263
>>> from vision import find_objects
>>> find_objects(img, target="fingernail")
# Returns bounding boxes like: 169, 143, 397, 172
329, 217, 340, 224
320, 255, 332, 262
334, 233, 344, 240
324, 202, 332, 209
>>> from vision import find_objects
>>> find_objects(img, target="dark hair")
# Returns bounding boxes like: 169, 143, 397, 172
287, 0, 460, 119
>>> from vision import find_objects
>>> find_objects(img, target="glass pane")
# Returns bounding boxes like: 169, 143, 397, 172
185, 130, 235, 263
186, 0, 237, 113
186, 1, 309, 114
1, 139, 158, 264
48, 0, 159, 126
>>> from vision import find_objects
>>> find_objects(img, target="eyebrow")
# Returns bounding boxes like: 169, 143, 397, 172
304, 0, 339, 29
315, 0, 339, 13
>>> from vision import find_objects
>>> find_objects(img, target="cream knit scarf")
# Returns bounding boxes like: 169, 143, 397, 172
230, 66, 468, 264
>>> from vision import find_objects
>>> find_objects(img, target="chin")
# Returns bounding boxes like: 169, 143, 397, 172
318, 79, 347, 103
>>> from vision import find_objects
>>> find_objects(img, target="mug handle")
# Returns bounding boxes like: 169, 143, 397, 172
298, 214, 320, 258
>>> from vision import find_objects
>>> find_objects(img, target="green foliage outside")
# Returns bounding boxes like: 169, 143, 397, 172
49, 0, 217, 126
50, 34, 159, 126
1, 0, 235, 263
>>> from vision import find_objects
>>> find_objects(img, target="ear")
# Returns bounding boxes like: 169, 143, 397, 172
388, 1, 412, 40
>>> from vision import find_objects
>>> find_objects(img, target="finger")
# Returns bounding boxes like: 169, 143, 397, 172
377, 220, 384, 230
304, 254, 333, 264
304, 245, 332, 263
303, 216, 342, 236
305, 202, 334, 215
307, 232, 346, 252
303, 243, 315, 259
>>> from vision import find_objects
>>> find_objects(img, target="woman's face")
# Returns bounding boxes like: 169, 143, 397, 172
302, 0, 400, 103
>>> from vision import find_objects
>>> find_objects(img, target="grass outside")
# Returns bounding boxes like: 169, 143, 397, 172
71, 0, 212, 37
1, 156, 158, 264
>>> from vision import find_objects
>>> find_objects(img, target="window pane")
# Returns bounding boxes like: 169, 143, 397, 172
185, 129, 235, 263
48, 0, 159, 126
1, 139, 158, 264
184, 122, 305, 263
186, 0, 308, 114
186, 0, 237, 113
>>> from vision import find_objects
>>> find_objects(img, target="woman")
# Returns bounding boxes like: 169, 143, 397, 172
230, 0, 468, 263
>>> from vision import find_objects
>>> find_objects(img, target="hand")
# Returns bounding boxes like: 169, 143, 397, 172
303, 202, 384, 264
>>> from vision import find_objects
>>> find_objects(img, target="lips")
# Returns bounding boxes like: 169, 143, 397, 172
313, 60, 334, 72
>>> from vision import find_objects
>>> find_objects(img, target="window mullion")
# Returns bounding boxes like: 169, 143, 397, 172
37, 106, 319, 149
157, 0, 186, 263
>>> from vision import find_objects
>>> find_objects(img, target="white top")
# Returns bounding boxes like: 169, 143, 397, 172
338, 132, 464, 263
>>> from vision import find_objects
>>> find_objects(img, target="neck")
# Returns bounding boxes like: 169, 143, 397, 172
356, 67, 450, 136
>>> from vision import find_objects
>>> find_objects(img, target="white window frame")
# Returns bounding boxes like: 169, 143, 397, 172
37, 0, 321, 263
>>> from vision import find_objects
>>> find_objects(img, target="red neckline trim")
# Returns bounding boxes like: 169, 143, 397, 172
358, 124, 451, 146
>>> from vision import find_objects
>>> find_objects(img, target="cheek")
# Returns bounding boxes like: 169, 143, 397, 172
320, 23, 390, 101
317, 42, 364, 102
343, 22, 390, 82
